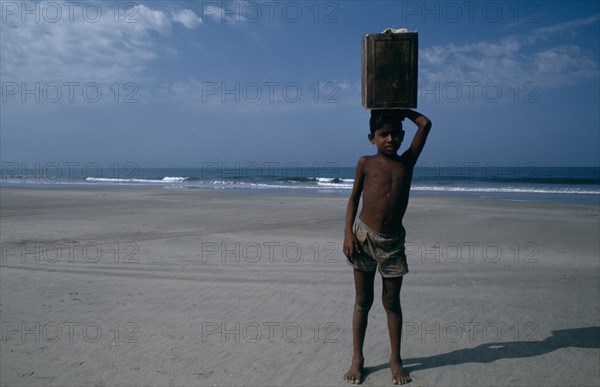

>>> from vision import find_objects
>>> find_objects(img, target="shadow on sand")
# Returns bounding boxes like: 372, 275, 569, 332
363, 326, 600, 376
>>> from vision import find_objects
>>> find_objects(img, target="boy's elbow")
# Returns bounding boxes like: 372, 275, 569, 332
416, 115, 432, 130
424, 117, 432, 131
418, 120, 432, 133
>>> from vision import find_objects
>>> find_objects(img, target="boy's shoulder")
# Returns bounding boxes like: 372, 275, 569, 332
356, 154, 378, 170
358, 154, 377, 163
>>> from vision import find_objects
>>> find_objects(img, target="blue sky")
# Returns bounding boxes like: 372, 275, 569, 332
1, 0, 599, 168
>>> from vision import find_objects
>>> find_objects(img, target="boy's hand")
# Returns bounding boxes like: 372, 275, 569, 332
397, 109, 408, 121
343, 232, 362, 262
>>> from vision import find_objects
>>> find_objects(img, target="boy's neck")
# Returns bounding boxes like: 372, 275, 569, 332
377, 150, 401, 161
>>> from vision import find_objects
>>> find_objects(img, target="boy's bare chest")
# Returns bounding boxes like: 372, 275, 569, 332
365, 161, 411, 191
365, 162, 410, 184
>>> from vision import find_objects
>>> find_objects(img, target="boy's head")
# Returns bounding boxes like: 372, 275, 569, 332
369, 109, 403, 135
368, 110, 405, 155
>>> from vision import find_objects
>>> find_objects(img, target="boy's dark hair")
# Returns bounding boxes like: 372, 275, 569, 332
369, 109, 403, 135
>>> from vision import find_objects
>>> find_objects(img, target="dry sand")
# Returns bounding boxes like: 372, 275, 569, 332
1, 187, 598, 386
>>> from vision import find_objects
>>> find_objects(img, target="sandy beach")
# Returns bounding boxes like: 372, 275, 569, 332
0, 187, 598, 386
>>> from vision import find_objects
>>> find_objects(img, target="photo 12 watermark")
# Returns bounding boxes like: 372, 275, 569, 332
400, 1, 539, 24
1, 241, 140, 264
413, 162, 542, 182
198, 81, 340, 104
200, 321, 340, 344
1, 81, 140, 104
199, 2, 340, 24
200, 240, 340, 264
402, 320, 540, 344
198, 161, 340, 182
1, 1, 139, 24
406, 241, 540, 264
1, 321, 139, 344
419, 81, 540, 104
1, 161, 140, 184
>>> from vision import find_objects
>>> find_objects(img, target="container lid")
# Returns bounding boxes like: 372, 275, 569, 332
381, 27, 411, 33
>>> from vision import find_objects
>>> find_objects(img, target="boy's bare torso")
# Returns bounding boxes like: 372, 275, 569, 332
358, 152, 413, 235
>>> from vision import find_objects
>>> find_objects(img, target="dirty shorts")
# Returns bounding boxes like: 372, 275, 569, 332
347, 218, 408, 278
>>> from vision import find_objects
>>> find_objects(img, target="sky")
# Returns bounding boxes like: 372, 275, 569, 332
1, 0, 599, 169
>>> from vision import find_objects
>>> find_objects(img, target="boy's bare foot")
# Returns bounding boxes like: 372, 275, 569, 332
390, 358, 411, 385
343, 356, 364, 384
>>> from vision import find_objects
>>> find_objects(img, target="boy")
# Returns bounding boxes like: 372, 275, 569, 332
343, 109, 432, 385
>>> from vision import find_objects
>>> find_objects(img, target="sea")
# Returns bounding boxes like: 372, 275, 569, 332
1, 162, 599, 204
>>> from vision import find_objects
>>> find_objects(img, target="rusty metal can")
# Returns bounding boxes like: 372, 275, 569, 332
362, 30, 418, 109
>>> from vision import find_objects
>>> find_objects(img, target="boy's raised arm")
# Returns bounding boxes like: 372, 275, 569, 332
402, 109, 432, 165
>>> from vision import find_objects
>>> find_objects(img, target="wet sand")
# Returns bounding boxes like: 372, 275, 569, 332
1, 187, 598, 386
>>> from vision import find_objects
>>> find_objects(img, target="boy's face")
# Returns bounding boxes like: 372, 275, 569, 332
369, 123, 405, 156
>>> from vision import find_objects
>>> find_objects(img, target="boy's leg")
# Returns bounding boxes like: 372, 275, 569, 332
382, 276, 411, 385
343, 268, 376, 384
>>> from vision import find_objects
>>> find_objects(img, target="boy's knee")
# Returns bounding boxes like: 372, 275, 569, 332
355, 302, 372, 313
382, 295, 401, 313
355, 297, 373, 312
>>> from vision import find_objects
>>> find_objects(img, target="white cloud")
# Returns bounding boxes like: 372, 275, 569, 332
0, 2, 184, 84
533, 13, 600, 35
135, 5, 172, 35
171, 9, 202, 29
420, 15, 599, 89
534, 45, 598, 81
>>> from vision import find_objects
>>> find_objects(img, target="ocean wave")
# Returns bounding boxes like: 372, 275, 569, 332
281, 177, 354, 184
411, 186, 599, 195
86, 177, 189, 184
4, 177, 598, 196
161, 176, 189, 182
316, 177, 354, 184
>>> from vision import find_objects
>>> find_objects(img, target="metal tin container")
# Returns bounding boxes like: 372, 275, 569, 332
362, 31, 418, 109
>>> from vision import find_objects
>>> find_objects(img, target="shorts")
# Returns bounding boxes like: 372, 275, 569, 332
347, 218, 408, 278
